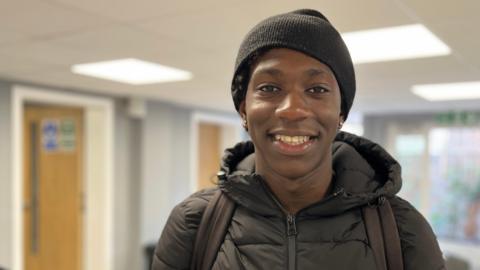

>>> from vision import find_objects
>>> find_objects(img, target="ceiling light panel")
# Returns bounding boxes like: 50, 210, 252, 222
71, 58, 193, 85
412, 81, 480, 101
342, 24, 451, 64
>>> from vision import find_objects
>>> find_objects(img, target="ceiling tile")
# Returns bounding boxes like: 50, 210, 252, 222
398, 0, 480, 24
0, 52, 63, 75
50, 24, 205, 62
0, 0, 113, 39
0, 27, 29, 46
44, 0, 242, 22
429, 20, 480, 73
0, 40, 92, 68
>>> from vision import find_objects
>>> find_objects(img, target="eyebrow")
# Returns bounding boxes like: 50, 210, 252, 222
306, 68, 326, 77
253, 67, 328, 80
252, 67, 283, 77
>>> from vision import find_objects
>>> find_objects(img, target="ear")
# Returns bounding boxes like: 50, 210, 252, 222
239, 100, 247, 120
338, 113, 345, 129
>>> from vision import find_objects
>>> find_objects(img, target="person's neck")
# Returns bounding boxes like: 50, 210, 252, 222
258, 163, 333, 215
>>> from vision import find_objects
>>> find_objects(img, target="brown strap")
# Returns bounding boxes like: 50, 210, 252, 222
191, 190, 235, 270
363, 205, 387, 270
378, 200, 404, 270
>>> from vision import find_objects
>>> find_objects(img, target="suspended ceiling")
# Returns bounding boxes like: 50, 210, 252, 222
0, 0, 479, 114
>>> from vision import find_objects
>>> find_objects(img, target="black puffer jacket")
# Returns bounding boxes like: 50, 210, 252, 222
152, 132, 445, 270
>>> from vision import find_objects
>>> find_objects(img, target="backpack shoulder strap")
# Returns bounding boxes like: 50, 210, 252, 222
378, 198, 404, 270
191, 189, 236, 270
362, 197, 404, 270
363, 203, 387, 270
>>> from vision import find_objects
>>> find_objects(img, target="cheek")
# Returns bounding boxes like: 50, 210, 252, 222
328, 93, 342, 120
244, 92, 273, 122
244, 103, 274, 144
314, 104, 342, 129
245, 102, 272, 132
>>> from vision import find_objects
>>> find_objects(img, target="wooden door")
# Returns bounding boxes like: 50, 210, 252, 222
23, 105, 84, 270
197, 123, 221, 190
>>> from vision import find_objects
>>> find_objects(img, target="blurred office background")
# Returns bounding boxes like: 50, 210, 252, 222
0, 0, 479, 269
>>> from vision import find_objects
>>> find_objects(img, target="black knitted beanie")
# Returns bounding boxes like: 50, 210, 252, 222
231, 9, 356, 119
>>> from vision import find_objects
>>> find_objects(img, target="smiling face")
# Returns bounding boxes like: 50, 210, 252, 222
240, 48, 343, 180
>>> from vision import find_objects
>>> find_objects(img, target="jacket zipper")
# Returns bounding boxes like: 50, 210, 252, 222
257, 179, 298, 270
286, 214, 297, 270
256, 176, 345, 270
283, 189, 345, 270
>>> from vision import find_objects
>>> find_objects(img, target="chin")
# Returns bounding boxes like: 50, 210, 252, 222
271, 163, 318, 180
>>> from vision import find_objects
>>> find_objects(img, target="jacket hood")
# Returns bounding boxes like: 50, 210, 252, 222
217, 131, 402, 217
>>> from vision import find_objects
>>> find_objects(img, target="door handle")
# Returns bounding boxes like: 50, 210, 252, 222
30, 122, 39, 254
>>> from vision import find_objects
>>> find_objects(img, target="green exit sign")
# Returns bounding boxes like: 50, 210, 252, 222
435, 111, 480, 125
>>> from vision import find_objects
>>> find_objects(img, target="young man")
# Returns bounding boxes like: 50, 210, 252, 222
152, 9, 445, 270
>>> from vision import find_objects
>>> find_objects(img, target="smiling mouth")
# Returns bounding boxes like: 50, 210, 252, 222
273, 134, 316, 145
269, 134, 318, 155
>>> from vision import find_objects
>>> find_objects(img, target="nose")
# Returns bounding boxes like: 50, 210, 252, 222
275, 91, 312, 121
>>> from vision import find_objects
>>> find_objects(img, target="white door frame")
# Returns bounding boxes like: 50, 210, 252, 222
11, 85, 114, 270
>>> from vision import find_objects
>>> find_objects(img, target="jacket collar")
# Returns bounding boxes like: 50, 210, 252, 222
218, 131, 402, 217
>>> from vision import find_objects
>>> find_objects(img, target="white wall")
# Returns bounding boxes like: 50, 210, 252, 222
0, 83, 12, 268
140, 102, 192, 247
112, 101, 142, 270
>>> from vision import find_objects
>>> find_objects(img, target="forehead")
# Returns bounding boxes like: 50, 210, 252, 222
250, 48, 336, 78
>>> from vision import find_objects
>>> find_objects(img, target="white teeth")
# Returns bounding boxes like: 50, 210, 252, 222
274, 135, 311, 145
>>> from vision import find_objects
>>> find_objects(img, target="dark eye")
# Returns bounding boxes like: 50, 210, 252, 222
306, 86, 329, 94
257, 84, 280, 92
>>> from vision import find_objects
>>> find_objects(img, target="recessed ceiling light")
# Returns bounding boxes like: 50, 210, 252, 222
71, 58, 193, 85
412, 81, 480, 101
342, 24, 451, 64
